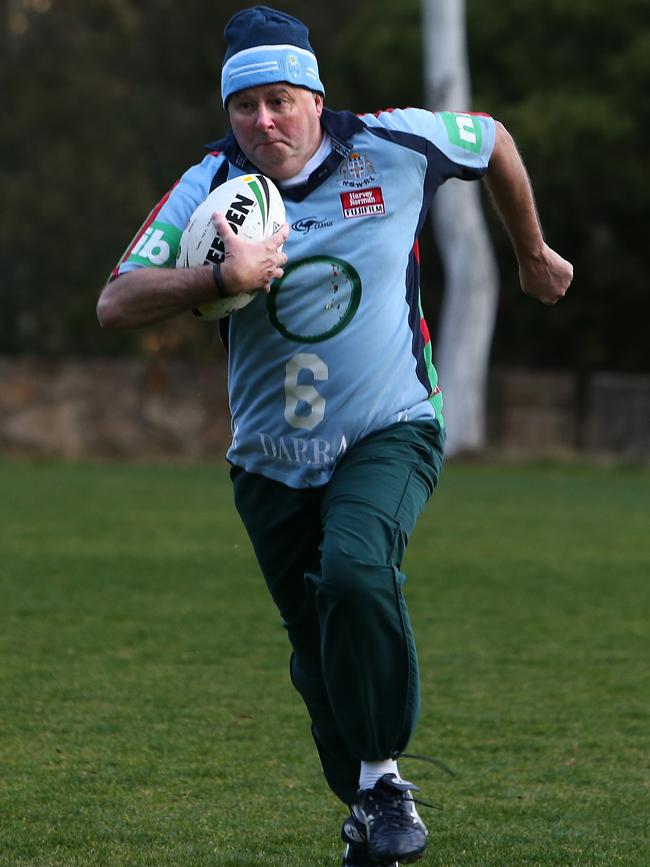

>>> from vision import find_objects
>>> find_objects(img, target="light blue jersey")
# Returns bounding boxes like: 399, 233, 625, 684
113, 107, 495, 487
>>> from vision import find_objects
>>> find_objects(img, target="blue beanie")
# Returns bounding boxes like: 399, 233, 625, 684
221, 5, 325, 107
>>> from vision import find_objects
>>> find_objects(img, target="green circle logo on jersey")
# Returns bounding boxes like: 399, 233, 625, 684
268, 256, 362, 343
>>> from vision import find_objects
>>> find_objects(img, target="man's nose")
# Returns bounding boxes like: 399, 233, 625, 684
255, 105, 275, 131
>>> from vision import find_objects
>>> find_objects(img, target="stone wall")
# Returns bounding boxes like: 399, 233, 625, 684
1, 358, 648, 462
0, 358, 231, 461
584, 372, 650, 461
488, 367, 650, 461
487, 368, 581, 458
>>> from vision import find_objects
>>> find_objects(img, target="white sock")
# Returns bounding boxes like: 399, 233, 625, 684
359, 758, 400, 791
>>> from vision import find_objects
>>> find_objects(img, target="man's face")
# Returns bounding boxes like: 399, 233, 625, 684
228, 84, 324, 181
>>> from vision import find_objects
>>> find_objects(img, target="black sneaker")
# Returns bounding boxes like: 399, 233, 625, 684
353, 773, 428, 864
341, 813, 399, 866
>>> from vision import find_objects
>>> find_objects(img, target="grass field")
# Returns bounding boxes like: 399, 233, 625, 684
1, 458, 648, 866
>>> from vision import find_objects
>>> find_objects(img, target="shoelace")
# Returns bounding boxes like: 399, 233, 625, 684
399, 751, 457, 778
395, 752, 458, 812
364, 787, 420, 829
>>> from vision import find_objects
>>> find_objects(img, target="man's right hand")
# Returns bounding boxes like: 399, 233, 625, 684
213, 213, 290, 296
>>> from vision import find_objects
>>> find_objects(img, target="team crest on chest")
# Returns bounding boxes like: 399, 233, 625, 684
338, 151, 377, 188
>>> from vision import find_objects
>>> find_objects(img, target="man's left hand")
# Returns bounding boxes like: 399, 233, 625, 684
519, 244, 573, 305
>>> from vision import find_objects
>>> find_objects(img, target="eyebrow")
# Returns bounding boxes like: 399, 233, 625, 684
235, 85, 295, 101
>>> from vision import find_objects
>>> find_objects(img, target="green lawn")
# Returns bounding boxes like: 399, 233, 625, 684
0, 459, 648, 866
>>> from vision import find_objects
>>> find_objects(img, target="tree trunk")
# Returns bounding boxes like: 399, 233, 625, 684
422, 0, 499, 455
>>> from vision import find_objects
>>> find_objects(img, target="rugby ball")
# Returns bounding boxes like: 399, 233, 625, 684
176, 174, 285, 320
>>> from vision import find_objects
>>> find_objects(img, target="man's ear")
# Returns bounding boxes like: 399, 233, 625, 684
314, 93, 324, 117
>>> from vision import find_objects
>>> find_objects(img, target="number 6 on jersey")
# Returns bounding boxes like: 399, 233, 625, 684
284, 353, 328, 431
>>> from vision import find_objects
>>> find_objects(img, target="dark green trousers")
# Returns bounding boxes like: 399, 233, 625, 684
231, 419, 444, 805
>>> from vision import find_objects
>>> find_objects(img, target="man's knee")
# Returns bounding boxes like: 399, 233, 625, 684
317, 549, 398, 606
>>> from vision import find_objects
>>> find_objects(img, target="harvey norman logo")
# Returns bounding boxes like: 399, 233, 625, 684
340, 187, 385, 220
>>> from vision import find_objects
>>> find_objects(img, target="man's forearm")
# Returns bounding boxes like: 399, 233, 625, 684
97, 265, 217, 329
482, 121, 545, 266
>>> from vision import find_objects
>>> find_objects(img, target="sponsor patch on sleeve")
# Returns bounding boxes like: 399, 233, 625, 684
340, 187, 385, 220
440, 112, 483, 153
124, 220, 183, 268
